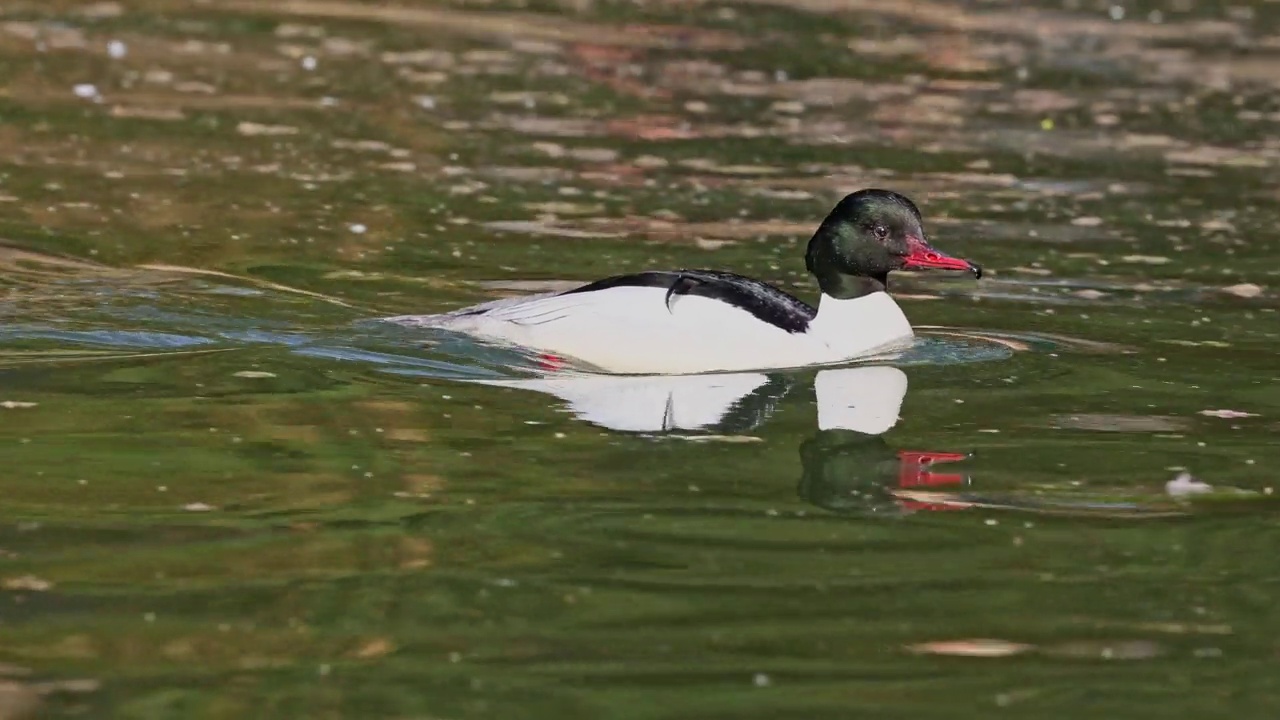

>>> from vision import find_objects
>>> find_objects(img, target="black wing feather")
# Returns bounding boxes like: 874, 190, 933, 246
560, 270, 815, 333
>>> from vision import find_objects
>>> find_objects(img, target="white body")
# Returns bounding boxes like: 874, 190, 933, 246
468, 366, 908, 435
385, 286, 914, 375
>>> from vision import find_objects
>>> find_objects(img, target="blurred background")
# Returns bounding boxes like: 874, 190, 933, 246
1, 0, 1279, 718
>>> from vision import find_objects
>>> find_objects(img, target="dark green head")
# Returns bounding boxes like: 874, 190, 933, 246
805, 189, 981, 299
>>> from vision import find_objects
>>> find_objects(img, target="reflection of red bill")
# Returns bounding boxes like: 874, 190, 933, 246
896, 450, 969, 511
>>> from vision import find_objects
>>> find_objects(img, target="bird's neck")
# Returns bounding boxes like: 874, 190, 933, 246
812, 271, 886, 300
807, 292, 913, 356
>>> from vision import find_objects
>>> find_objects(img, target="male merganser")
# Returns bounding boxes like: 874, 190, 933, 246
385, 189, 981, 374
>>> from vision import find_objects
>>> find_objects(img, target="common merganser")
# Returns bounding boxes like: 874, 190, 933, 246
386, 189, 982, 374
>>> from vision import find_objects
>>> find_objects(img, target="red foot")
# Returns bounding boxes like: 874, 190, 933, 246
536, 353, 567, 372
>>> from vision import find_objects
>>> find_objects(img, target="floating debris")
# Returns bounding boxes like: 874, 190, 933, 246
2, 575, 52, 592
1221, 283, 1263, 298
483, 220, 625, 239
1050, 413, 1188, 432
910, 637, 1162, 660
1166, 472, 1213, 498
1072, 288, 1108, 300
670, 435, 763, 443
908, 639, 1033, 657
351, 637, 396, 659
1198, 409, 1258, 419
0, 680, 40, 720
236, 121, 299, 136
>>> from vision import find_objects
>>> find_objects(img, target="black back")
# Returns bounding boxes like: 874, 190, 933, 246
560, 269, 816, 334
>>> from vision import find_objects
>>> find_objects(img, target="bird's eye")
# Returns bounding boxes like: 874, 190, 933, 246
873, 224, 889, 240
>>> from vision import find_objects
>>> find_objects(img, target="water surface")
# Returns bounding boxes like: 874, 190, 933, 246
2, 0, 1280, 717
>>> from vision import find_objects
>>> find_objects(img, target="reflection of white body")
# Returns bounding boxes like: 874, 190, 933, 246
474, 372, 773, 432
814, 366, 907, 435
386, 289, 913, 375
471, 365, 908, 435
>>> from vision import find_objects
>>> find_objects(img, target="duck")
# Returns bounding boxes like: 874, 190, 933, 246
384, 188, 982, 375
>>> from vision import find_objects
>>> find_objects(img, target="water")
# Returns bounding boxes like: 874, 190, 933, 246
2, 0, 1280, 717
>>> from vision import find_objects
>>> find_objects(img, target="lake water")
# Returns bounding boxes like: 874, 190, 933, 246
2, 0, 1280, 717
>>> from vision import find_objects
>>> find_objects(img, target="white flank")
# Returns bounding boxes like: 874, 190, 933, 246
385, 286, 914, 375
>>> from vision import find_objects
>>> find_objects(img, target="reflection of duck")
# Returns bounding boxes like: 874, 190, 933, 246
470, 364, 971, 515
387, 190, 981, 374
798, 434, 970, 515
473, 365, 908, 435
472, 372, 794, 433
797, 365, 970, 514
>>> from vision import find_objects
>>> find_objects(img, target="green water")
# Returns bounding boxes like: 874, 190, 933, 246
3, 0, 1280, 717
